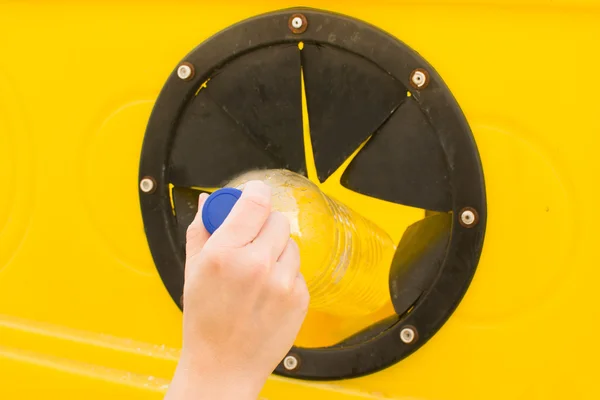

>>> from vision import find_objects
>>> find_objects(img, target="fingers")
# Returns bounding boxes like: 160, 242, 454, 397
251, 211, 291, 263
211, 181, 272, 248
185, 193, 211, 264
270, 238, 301, 291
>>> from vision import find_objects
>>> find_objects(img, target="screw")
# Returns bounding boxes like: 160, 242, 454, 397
177, 62, 194, 80
140, 176, 156, 193
459, 207, 479, 228
400, 326, 417, 344
291, 17, 303, 29
283, 355, 299, 371
409, 68, 429, 89
288, 14, 308, 34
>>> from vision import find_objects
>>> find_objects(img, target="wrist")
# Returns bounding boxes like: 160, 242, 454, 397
166, 352, 266, 400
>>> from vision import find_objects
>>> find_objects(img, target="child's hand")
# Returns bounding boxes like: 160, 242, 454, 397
166, 181, 309, 400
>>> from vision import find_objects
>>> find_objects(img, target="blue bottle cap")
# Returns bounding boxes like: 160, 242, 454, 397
202, 188, 243, 234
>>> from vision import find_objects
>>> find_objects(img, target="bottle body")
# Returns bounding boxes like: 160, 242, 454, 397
226, 169, 396, 316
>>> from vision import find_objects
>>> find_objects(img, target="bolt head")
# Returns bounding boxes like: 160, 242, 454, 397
459, 207, 479, 227
140, 177, 155, 193
400, 327, 416, 344
461, 210, 475, 225
283, 355, 299, 370
289, 14, 307, 34
409, 68, 429, 89
411, 71, 426, 87
177, 64, 193, 80
291, 16, 303, 29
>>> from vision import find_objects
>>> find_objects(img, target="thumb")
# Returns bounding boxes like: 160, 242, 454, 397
185, 192, 211, 266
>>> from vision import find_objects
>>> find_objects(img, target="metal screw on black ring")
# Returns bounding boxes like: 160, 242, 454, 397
283, 354, 300, 371
289, 13, 308, 34
400, 326, 418, 344
139, 176, 156, 193
459, 207, 479, 227
177, 62, 195, 80
409, 68, 429, 89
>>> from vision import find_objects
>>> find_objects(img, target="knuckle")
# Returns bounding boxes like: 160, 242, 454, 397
246, 250, 271, 276
242, 191, 271, 212
201, 246, 229, 267
283, 239, 301, 267
270, 278, 293, 298
248, 250, 266, 268
272, 211, 291, 235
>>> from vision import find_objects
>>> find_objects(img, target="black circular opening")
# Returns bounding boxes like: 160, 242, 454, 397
139, 7, 486, 380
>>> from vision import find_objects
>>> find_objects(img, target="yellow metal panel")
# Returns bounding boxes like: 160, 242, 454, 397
0, 1, 599, 399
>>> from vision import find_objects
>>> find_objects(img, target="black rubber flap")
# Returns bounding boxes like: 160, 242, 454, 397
207, 44, 306, 175
169, 91, 282, 188
341, 99, 452, 211
301, 44, 406, 182
171, 187, 211, 248
389, 212, 451, 315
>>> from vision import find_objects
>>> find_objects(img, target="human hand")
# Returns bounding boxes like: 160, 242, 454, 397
165, 181, 309, 400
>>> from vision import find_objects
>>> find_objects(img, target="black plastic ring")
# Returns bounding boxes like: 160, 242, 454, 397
139, 7, 486, 380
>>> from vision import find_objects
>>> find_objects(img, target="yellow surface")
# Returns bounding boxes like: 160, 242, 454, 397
0, 1, 599, 399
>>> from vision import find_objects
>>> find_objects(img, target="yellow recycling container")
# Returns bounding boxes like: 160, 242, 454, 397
1, 1, 599, 399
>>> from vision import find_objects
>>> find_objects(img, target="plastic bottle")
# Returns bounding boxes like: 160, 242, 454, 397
211, 169, 396, 316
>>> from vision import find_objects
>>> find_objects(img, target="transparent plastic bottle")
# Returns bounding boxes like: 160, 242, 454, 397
226, 169, 396, 317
